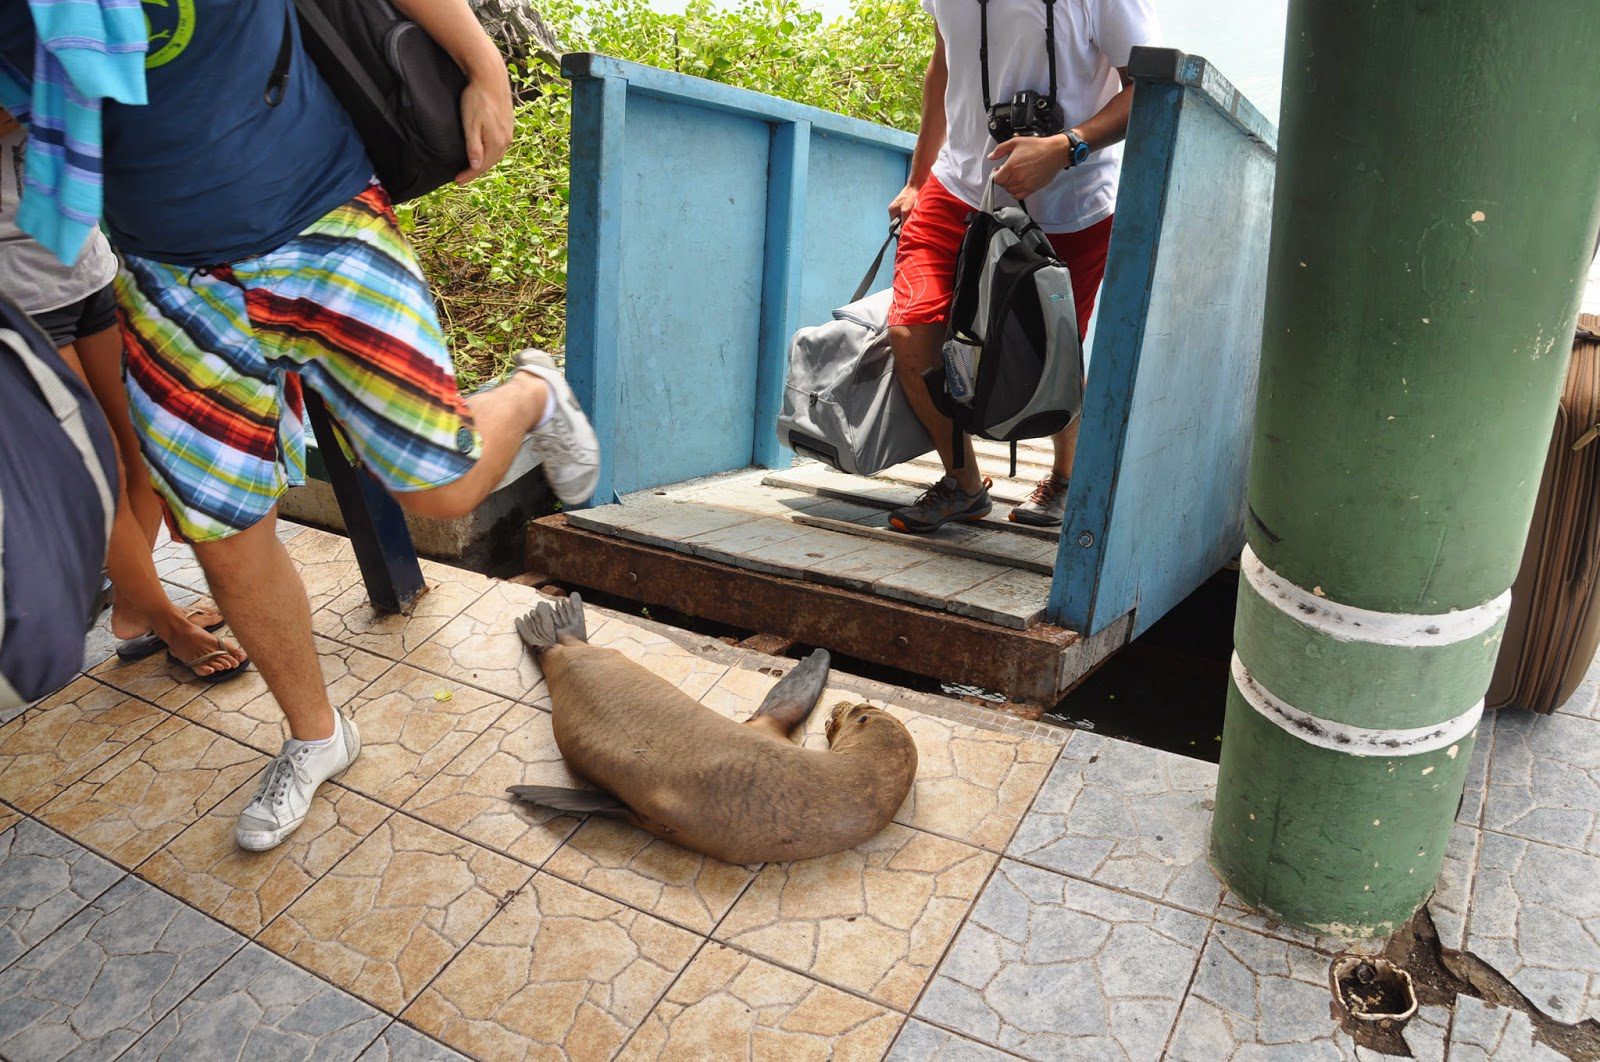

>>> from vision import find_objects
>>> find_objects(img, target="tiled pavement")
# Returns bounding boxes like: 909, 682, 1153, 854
0, 523, 1596, 1059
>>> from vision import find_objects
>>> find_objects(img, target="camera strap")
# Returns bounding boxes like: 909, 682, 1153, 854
976, 0, 1059, 113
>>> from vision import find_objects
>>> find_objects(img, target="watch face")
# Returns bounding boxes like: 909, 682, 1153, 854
1072, 140, 1090, 164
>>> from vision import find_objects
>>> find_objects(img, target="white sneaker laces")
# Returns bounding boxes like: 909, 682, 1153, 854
254, 747, 314, 813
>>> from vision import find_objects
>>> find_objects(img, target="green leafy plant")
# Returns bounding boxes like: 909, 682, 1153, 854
405, 0, 930, 388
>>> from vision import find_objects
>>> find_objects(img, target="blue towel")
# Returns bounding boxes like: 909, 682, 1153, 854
0, 0, 147, 265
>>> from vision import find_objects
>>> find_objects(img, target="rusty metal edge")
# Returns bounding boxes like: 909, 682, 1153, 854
527, 515, 1089, 706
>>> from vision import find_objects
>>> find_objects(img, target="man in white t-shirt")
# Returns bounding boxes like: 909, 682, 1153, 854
885, 0, 1160, 533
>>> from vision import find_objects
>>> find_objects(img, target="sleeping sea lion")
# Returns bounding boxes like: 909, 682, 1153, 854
506, 593, 918, 864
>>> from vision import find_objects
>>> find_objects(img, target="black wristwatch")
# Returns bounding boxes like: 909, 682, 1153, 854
1065, 129, 1091, 168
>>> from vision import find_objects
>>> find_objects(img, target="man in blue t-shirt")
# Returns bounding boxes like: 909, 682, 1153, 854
2, 0, 601, 852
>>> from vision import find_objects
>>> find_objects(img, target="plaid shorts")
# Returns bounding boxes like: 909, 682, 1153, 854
117, 184, 481, 543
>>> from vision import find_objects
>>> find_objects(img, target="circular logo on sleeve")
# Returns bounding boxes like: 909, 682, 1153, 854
142, 0, 197, 68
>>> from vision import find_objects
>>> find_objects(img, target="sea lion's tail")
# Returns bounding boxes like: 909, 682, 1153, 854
515, 592, 589, 652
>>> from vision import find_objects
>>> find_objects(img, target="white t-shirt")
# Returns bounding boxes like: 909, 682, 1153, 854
0, 127, 118, 315
923, 0, 1161, 233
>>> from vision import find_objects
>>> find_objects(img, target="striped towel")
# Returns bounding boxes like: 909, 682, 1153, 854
0, 0, 147, 265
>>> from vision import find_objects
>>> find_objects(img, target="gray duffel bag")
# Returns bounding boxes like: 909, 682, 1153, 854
776, 228, 933, 477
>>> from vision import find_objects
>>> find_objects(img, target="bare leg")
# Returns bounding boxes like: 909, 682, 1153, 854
74, 326, 162, 547
192, 508, 332, 741
889, 323, 982, 494
57, 336, 243, 675
1050, 420, 1080, 479
395, 371, 549, 521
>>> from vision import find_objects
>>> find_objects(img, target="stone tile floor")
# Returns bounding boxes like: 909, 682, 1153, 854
0, 521, 1596, 1059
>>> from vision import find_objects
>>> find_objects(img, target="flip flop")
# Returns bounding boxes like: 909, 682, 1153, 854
167, 636, 249, 684
115, 611, 227, 661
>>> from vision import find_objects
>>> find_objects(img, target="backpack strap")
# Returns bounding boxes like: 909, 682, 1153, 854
850, 220, 901, 304
291, 0, 409, 141
266, 9, 292, 106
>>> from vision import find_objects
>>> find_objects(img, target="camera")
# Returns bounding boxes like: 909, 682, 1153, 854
987, 90, 1064, 143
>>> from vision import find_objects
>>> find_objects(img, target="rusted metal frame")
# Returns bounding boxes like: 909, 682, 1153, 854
527, 516, 1081, 706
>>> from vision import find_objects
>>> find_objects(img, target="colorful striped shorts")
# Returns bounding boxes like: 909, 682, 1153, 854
117, 184, 481, 543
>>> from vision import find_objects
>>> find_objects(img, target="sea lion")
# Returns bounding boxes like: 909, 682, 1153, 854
506, 594, 918, 864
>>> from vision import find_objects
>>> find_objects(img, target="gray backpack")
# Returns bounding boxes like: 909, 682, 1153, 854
928, 180, 1084, 474
776, 230, 933, 476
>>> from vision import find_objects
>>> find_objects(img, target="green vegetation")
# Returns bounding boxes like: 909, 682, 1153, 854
402, 0, 930, 389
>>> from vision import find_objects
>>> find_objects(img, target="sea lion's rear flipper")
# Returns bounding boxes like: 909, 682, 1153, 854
745, 649, 832, 741
507, 783, 631, 819
515, 592, 589, 652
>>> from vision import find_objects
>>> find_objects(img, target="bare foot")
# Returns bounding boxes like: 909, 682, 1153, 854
110, 599, 223, 642
152, 611, 247, 679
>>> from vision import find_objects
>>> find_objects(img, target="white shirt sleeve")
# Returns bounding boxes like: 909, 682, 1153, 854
921, 0, 936, 19
1093, 0, 1162, 68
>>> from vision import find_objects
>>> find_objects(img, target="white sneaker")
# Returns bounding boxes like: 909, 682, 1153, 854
235, 715, 361, 852
498, 349, 601, 506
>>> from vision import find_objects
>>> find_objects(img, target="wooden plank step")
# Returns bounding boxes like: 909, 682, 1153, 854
743, 524, 880, 574
880, 461, 1047, 506
948, 568, 1054, 629
763, 465, 1062, 541
875, 553, 1015, 612
792, 513, 1056, 575
567, 498, 758, 547
571, 491, 1046, 625
801, 537, 946, 594
643, 476, 834, 520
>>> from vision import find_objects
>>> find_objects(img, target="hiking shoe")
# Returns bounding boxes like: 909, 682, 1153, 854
888, 476, 993, 534
1010, 474, 1070, 527
499, 349, 601, 505
236, 715, 361, 852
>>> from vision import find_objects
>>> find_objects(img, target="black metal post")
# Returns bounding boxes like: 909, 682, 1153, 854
302, 388, 427, 614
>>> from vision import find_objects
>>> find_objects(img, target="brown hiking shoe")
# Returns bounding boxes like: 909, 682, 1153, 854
888, 476, 993, 534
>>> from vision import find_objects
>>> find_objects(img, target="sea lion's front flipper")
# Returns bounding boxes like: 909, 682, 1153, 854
515, 592, 589, 653
507, 783, 631, 819
744, 649, 832, 741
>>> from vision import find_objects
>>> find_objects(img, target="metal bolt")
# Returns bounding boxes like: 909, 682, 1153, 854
895, 635, 909, 649
1077, 531, 1095, 548
627, 571, 638, 584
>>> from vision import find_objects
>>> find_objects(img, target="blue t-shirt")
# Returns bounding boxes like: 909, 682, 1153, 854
2, 0, 373, 265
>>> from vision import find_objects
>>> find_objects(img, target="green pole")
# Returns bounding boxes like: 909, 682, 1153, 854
1210, 0, 1600, 937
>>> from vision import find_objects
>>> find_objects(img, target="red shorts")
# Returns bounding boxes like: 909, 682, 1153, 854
888, 175, 1113, 340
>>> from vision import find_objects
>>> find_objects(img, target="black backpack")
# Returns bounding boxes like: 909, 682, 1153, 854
271, 0, 469, 203
926, 188, 1085, 474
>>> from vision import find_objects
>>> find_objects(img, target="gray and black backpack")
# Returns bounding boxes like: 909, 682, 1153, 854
927, 182, 1085, 475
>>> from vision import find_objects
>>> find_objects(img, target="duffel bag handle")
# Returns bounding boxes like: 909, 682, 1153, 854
850, 219, 903, 304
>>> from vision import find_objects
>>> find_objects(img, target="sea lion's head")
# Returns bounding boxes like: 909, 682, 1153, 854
826, 701, 890, 743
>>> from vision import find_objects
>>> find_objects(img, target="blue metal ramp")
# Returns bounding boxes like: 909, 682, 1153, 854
548, 48, 1278, 702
